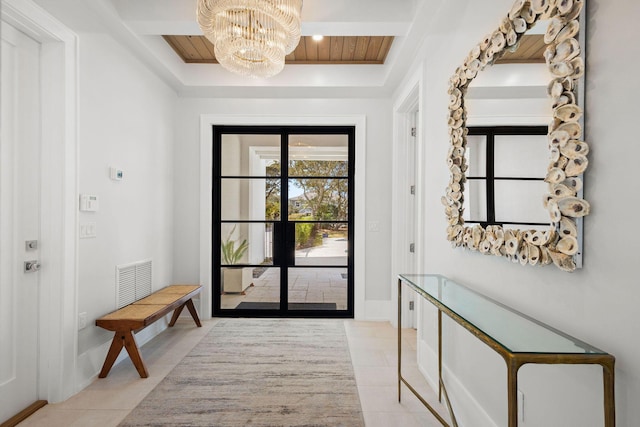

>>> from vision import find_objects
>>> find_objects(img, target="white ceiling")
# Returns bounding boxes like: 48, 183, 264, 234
33, 0, 450, 98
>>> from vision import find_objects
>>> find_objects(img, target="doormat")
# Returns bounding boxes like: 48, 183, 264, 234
252, 266, 268, 278
235, 302, 337, 310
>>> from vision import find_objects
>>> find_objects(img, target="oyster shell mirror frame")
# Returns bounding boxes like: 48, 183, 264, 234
444, 0, 589, 272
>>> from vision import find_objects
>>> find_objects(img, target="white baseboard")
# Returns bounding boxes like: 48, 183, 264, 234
418, 339, 498, 427
441, 364, 499, 427
417, 339, 440, 393
416, 341, 499, 427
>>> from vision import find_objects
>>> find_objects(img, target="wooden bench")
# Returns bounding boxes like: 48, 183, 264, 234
95, 284, 202, 378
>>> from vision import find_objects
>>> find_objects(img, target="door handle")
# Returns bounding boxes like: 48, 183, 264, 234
24, 260, 41, 273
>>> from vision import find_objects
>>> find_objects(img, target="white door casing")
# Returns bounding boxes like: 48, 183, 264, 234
0, 21, 42, 422
391, 79, 421, 329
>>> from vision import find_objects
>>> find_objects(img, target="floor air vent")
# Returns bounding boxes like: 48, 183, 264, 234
116, 259, 152, 308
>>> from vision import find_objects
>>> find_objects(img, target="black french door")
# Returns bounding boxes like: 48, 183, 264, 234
213, 126, 355, 318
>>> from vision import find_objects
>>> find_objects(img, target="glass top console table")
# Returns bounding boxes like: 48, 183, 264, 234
397, 274, 615, 427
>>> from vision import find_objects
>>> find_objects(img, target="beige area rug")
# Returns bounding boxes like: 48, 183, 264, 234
119, 318, 365, 427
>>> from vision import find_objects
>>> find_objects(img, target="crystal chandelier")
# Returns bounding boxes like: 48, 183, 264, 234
197, 0, 303, 78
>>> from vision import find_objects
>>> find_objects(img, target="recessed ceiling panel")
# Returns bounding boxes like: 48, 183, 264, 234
163, 35, 394, 65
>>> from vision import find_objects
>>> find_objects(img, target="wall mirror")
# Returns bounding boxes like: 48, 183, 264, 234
444, 0, 589, 272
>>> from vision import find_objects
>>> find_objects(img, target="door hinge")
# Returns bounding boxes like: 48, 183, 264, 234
409, 301, 414, 310
409, 243, 415, 253
411, 127, 416, 137
410, 185, 415, 195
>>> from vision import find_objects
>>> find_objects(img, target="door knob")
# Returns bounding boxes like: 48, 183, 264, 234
24, 260, 41, 273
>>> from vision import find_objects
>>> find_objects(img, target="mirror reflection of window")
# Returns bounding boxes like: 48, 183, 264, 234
493, 134, 548, 226
494, 180, 547, 223
463, 135, 487, 223
494, 135, 548, 178
464, 127, 548, 228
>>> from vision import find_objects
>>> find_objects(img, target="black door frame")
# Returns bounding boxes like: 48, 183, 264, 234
212, 125, 355, 318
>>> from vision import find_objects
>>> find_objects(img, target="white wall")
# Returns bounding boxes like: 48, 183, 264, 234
172, 98, 394, 314
393, 0, 640, 426
74, 32, 177, 388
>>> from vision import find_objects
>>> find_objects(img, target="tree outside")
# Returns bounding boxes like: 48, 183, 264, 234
265, 161, 281, 220
264, 159, 348, 249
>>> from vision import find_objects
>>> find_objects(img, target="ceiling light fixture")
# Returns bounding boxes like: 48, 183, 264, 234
312, 34, 323, 41
197, 0, 303, 78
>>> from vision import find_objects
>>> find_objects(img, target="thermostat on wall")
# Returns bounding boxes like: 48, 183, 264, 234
110, 167, 124, 181
79, 194, 99, 212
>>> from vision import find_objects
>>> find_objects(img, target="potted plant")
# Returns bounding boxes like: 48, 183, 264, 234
221, 226, 253, 294
221, 225, 248, 265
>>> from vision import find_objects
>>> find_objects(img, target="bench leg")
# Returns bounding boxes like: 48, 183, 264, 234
168, 299, 202, 328
186, 299, 202, 327
168, 304, 185, 326
99, 333, 125, 378
122, 330, 149, 378
98, 330, 149, 379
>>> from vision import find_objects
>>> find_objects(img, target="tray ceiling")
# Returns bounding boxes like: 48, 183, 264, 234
163, 35, 395, 65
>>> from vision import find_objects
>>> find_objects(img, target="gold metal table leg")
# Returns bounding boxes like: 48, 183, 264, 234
438, 309, 443, 403
506, 357, 523, 427
398, 278, 402, 403
602, 360, 616, 427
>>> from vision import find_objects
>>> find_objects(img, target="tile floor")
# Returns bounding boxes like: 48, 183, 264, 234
221, 267, 348, 310
221, 236, 350, 310
18, 319, 449, 427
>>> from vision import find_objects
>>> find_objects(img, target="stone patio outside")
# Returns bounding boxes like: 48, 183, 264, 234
221, 236, 348, 310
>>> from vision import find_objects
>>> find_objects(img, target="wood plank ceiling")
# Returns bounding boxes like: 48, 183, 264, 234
494, 34, 546, 64
162, 34, 545, 65
163, 35, 394, 64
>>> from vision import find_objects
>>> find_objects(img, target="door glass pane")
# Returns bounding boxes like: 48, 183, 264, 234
221, 222, 274, 266
221, 134, 281, 177
288, 134, 348, 177
221, 267, 280, 309
221, 178, 280, 221
294, 223, 348, 266
288, 179, 348, 221
288, 267, 347, 310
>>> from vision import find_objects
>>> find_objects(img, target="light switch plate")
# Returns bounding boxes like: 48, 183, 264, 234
80, 222, 97, 239
78, 312, 87, 330
367, 221, 380, 232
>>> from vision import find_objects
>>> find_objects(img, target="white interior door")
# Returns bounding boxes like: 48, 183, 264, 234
0, 21, 42, 422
